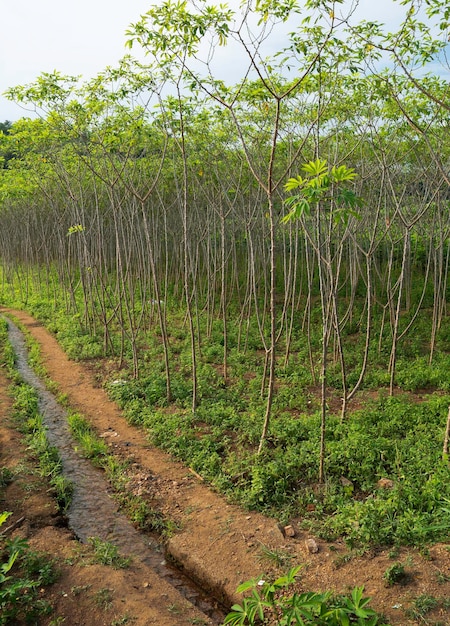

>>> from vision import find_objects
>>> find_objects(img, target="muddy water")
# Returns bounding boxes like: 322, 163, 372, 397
5, 317, 225, 623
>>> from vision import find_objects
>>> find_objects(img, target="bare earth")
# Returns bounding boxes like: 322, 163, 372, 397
1, 307, 449, 626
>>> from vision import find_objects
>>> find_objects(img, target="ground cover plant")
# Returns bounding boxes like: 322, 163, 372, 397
2, 288, 450, 554
224, 567, 387, 625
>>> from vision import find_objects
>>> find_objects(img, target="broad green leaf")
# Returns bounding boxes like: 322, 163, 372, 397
301, 158, 328, 177
284, 175, 304, 191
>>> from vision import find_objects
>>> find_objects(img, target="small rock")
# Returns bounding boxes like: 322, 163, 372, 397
377, 478, 394, 489
305, 538, 319, 553
340, 476, 353, 488
284, 525, 296, 537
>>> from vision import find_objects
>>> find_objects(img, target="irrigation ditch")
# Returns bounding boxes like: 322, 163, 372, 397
4, 314, 227, 624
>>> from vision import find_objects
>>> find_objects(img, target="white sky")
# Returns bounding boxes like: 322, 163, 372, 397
1, 0, 152, 120
0, 0, 431, 121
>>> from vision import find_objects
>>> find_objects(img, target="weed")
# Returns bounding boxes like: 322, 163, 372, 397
388, 547, 400, 559
50, 473, 74, 512
406, 594, 439, 620
94, 587, 113, 610
21, 549, 59, 585
71, 584, 91, 595
0, 467, 13, 488
333, 547, 367, 570
9, 379, 74, 514
111, 615, 137, 625
67, 413, 176, 538
435, 570, 450, 584
88, 537, 131, 569
219, 516, 234, 535
257, 543, 293, 569
383, 562, 407, 586
68, 412, 109, 461
224, 567, 387, 625
441, 596, 450, 609
57, 392, 70, 406
117, 491, 170, 534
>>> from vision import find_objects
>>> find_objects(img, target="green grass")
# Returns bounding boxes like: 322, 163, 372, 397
87, 538, 131, 569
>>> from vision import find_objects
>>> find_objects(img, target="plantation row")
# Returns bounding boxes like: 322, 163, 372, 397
1, 0, 449, 548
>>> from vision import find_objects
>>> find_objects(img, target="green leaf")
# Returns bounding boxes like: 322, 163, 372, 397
330, 164, 358, 182
284, 175, 305, 191
0, 511, 12, 527
1, 549, 19, 576
282, 198, 311, 222
236, 578, 259, 594
301, 158, 328, 177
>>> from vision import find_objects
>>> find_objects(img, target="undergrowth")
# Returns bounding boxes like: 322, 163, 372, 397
2, 295, 450, 552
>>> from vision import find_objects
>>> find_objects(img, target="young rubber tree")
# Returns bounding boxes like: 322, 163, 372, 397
282, 158, 362, 482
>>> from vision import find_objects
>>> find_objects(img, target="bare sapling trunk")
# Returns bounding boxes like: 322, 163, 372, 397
443, 405, 450, 462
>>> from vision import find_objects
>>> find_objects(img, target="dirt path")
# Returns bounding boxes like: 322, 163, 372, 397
1, 307, 450, 625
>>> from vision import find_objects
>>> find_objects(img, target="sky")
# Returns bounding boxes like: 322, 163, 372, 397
0, 0, 151, 120
0, 0, 434, 122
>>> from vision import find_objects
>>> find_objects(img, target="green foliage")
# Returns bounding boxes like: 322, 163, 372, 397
104, 341, 450, 548
406, 594, 439, 620
383, 562, 406, 586
87, 537, 131, 569
68, 412, 109, 462
396, 355, 450, 392
117, 492, 169, 534
0, 467, 13, 488
224, 568, 386, 625
3, 289, 450, 550
283, 158, 362, 226
0, 513, 55, 624
126, 0, 233, 61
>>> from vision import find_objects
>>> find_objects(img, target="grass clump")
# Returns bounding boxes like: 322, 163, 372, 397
87, 537, 131, 569
383, 562, 407, 587
68, 412, 109, 462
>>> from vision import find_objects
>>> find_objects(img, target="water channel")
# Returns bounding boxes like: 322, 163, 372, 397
5, 316, 225, 624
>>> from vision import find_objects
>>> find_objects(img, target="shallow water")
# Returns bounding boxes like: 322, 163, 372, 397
5, 317, 224, 622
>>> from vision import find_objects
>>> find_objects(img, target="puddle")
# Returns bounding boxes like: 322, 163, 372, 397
5, 316, 225, 623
